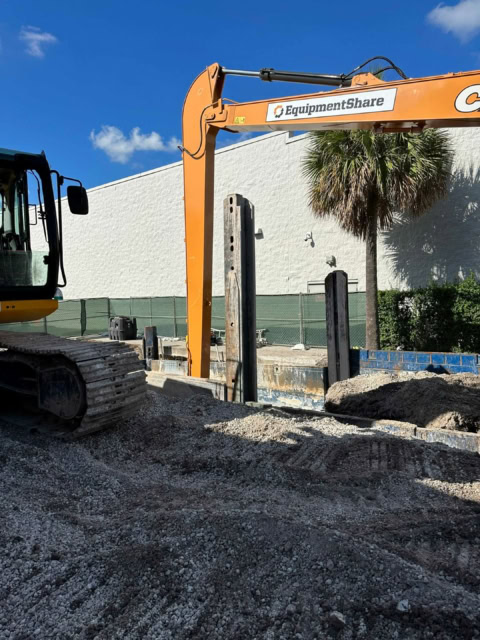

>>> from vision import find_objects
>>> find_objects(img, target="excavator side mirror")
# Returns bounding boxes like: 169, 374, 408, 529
67, 185, 89, 215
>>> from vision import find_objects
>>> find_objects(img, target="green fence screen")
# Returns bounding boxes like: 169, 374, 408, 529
1, 293, 366, 348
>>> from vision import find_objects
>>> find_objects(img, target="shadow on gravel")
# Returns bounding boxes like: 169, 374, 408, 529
1, 391, 480, 639
326, 374, 480, 432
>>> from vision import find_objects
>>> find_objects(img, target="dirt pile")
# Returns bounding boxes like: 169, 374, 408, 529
326, 371, 480, 432
1, 390, 480, 638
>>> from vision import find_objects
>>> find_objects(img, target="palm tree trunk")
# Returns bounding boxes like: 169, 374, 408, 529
365, 202, 379, 350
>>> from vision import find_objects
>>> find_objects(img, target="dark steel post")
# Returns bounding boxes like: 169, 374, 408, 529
325, 270, 351, 387
143, 326, 159, 371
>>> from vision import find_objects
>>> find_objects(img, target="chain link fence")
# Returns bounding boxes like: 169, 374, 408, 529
1, 293, 366, 348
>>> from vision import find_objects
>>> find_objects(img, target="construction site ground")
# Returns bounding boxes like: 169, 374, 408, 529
1, 386, 480, 639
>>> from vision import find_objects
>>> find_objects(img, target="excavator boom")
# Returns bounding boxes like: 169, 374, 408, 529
182, 62, 480, 377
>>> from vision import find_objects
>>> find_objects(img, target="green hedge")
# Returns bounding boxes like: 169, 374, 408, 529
378, 275, 480, 352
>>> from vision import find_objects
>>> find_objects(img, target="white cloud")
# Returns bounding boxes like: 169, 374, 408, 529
237, 131, 254, 142
427, 0, 480, 42
217, 131, 255, 148
90, 125, 180, 163
20, 26, 58, 58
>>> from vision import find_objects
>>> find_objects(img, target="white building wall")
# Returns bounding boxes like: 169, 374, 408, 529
59, 128, 480, 300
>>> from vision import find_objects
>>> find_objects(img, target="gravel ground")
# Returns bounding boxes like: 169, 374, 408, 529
1, 390, 480, 639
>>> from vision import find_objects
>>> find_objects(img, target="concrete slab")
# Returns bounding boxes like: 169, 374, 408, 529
91, 337, 327, 368
147, 372, 226, 401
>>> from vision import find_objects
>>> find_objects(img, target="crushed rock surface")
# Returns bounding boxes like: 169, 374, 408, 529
1, 389, 480, 639
326, 370, 480, 432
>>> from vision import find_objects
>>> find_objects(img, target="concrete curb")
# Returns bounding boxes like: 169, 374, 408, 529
379, 421, 480, 454
275, 406, 480, 455
147, 372, 226, 401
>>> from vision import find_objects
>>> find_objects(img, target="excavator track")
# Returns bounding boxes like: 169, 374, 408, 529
0, 331, 146, 439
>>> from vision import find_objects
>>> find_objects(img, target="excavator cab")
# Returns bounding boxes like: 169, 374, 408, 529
0, 148, 145, 437
0, 150, 59, 304
0, 148, 88, 325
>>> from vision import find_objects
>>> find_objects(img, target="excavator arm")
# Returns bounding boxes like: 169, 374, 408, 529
182, 62, 480, 377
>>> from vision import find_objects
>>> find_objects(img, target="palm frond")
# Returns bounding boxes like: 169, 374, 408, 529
303, 127, 453, 239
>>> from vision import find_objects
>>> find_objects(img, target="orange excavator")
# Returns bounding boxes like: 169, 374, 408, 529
182, 57, 480, 379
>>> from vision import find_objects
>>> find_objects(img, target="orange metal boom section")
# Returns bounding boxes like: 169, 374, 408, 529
182, 62, 480, 377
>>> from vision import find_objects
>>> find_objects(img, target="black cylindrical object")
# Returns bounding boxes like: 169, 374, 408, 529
109, 316, 137, 341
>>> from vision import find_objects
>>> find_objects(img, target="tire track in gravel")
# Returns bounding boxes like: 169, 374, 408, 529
360, 511, 480, 591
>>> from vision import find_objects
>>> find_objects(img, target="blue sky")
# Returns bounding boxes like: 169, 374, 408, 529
2, 0, 480, 188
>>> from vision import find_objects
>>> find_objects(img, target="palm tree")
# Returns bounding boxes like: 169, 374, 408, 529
303, 129, 453, 349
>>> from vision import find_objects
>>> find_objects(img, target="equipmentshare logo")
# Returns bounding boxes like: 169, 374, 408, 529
266, 88, 397, 122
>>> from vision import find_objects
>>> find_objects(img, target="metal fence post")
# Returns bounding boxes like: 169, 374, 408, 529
80, 299, 87, 336
299, 292, 305, 346
173, 295, 177, 338
106, 297, 111, 335
43, 316, 48, 334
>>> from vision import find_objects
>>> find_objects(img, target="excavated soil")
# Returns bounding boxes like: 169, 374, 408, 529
326, 371, 480, 432
1, 389, 480, 639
